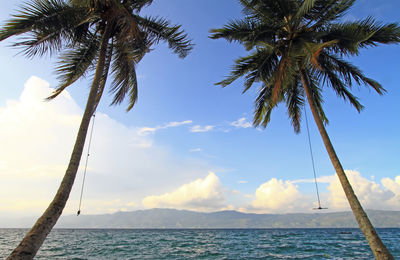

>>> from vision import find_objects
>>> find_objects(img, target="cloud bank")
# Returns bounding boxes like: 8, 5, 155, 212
1, 77, 398, 217
142, 172, 225, 211
0, 76, 211, 216
250, 170, 400, 213
251, 178, 310, 212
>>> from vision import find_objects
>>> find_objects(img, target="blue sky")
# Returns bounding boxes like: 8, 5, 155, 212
0, 0, 399, 218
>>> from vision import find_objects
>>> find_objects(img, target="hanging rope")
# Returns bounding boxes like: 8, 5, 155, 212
77, 113, 96, 216
304, 106, 327, 210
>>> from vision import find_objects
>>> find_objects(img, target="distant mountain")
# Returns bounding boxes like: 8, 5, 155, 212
39, 209, 400, 229
2, 209, 398, 229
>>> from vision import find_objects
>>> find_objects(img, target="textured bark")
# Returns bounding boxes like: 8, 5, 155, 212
300, 70, 394, 260
7, 25, 112, 260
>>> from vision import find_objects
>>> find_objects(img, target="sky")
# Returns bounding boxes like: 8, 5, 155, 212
0, 0, 399, 219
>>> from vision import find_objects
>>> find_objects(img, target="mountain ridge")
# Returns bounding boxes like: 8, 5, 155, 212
2, 209, 399, 228
55, 209, 400, 229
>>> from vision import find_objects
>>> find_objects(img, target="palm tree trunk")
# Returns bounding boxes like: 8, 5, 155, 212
300, 70, 393, 260
7, 25, 112, 260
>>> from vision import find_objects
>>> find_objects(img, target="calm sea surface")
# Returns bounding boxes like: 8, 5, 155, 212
0, 228, 399, 259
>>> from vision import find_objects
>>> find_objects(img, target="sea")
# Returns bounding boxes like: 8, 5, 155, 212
0, 228, 399, 259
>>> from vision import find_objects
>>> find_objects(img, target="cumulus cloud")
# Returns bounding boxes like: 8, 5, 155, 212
250, 178, 310, 212
2, 81, 397, 217
0, 76, 212, 216
325, 170, 397, 210
231, 117, 252, 128
142, 172, 226, 211
381, 176, 400, 206
190, 125, 214, 133
290, 170, 400, 211
244, 170, 400, 213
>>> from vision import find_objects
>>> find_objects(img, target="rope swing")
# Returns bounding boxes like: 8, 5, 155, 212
304, 106, 327, 210
77, 113, 96, 216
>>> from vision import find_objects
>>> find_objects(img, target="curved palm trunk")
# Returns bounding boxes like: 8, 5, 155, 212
7, 25, 112, 260
300, 70, 393, 260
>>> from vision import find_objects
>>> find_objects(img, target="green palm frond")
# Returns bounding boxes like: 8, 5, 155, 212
305, 0, 354, 28
324, 17, 400, 55
95, 39, 113, 108
209, 18, 258, 48
135, 15, 193, 58
358, 19, 400, 45
253, 83, 278, 128
285, 78, 304, 132
318, 52, 384, 94
0, 0, 89, 57
216, 47, 278, 91
123, 0, 154, 13
1, 0, 70, 40
109, 38, 145, 110
47, 33, 100, 100
243, 0, 297, 20
316, 63, 364, 112
294, 0, 316, 24
304, 69, 328, 123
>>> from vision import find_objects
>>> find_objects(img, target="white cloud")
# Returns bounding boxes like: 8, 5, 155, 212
0, 76, 212, 217
137, 127, 157, 136
326, 170, 396, 210
190, 125, 214, 133
190, 148, 203, 152
237, 180, 247, 184
231, 117, 252, 128
142, 172, 226, 211
288, 170, 400, 211
2, 84, 397, 218
164, 120, 192, 128
382, 176, 400, 207
137, 120, 192, 136
251, 178, 310, 212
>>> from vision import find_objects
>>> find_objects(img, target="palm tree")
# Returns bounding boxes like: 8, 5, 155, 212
210, 0, 399, 259
0, 0, 192, 258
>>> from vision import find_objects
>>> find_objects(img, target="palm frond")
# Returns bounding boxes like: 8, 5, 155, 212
305, 0, 355, 28
315, 56, 364, 112
123, 0, 154, 13
0, 0, 89, 57
210, 18, 255, 45
253, 83, 279, 128
216, 47, 278, 92
303, 69, 328, 124
294, 0, 316, 24
47, 33, 100, 100
95, 39, 114, 108
211, 18, 281, 51
324, 17, 400, 55
109, 38, 146, 110
135, 15, 193, 58
285, 77, 304, 133
318, 52, 385, 94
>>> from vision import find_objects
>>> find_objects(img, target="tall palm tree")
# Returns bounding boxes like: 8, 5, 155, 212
210, 0, 399, 259
1, 0, 192, 258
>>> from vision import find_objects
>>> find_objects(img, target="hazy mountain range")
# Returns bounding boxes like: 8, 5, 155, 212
2, 209, 399, 228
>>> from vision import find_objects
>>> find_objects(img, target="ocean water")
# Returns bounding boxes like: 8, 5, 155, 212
0, 228, 399, 259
